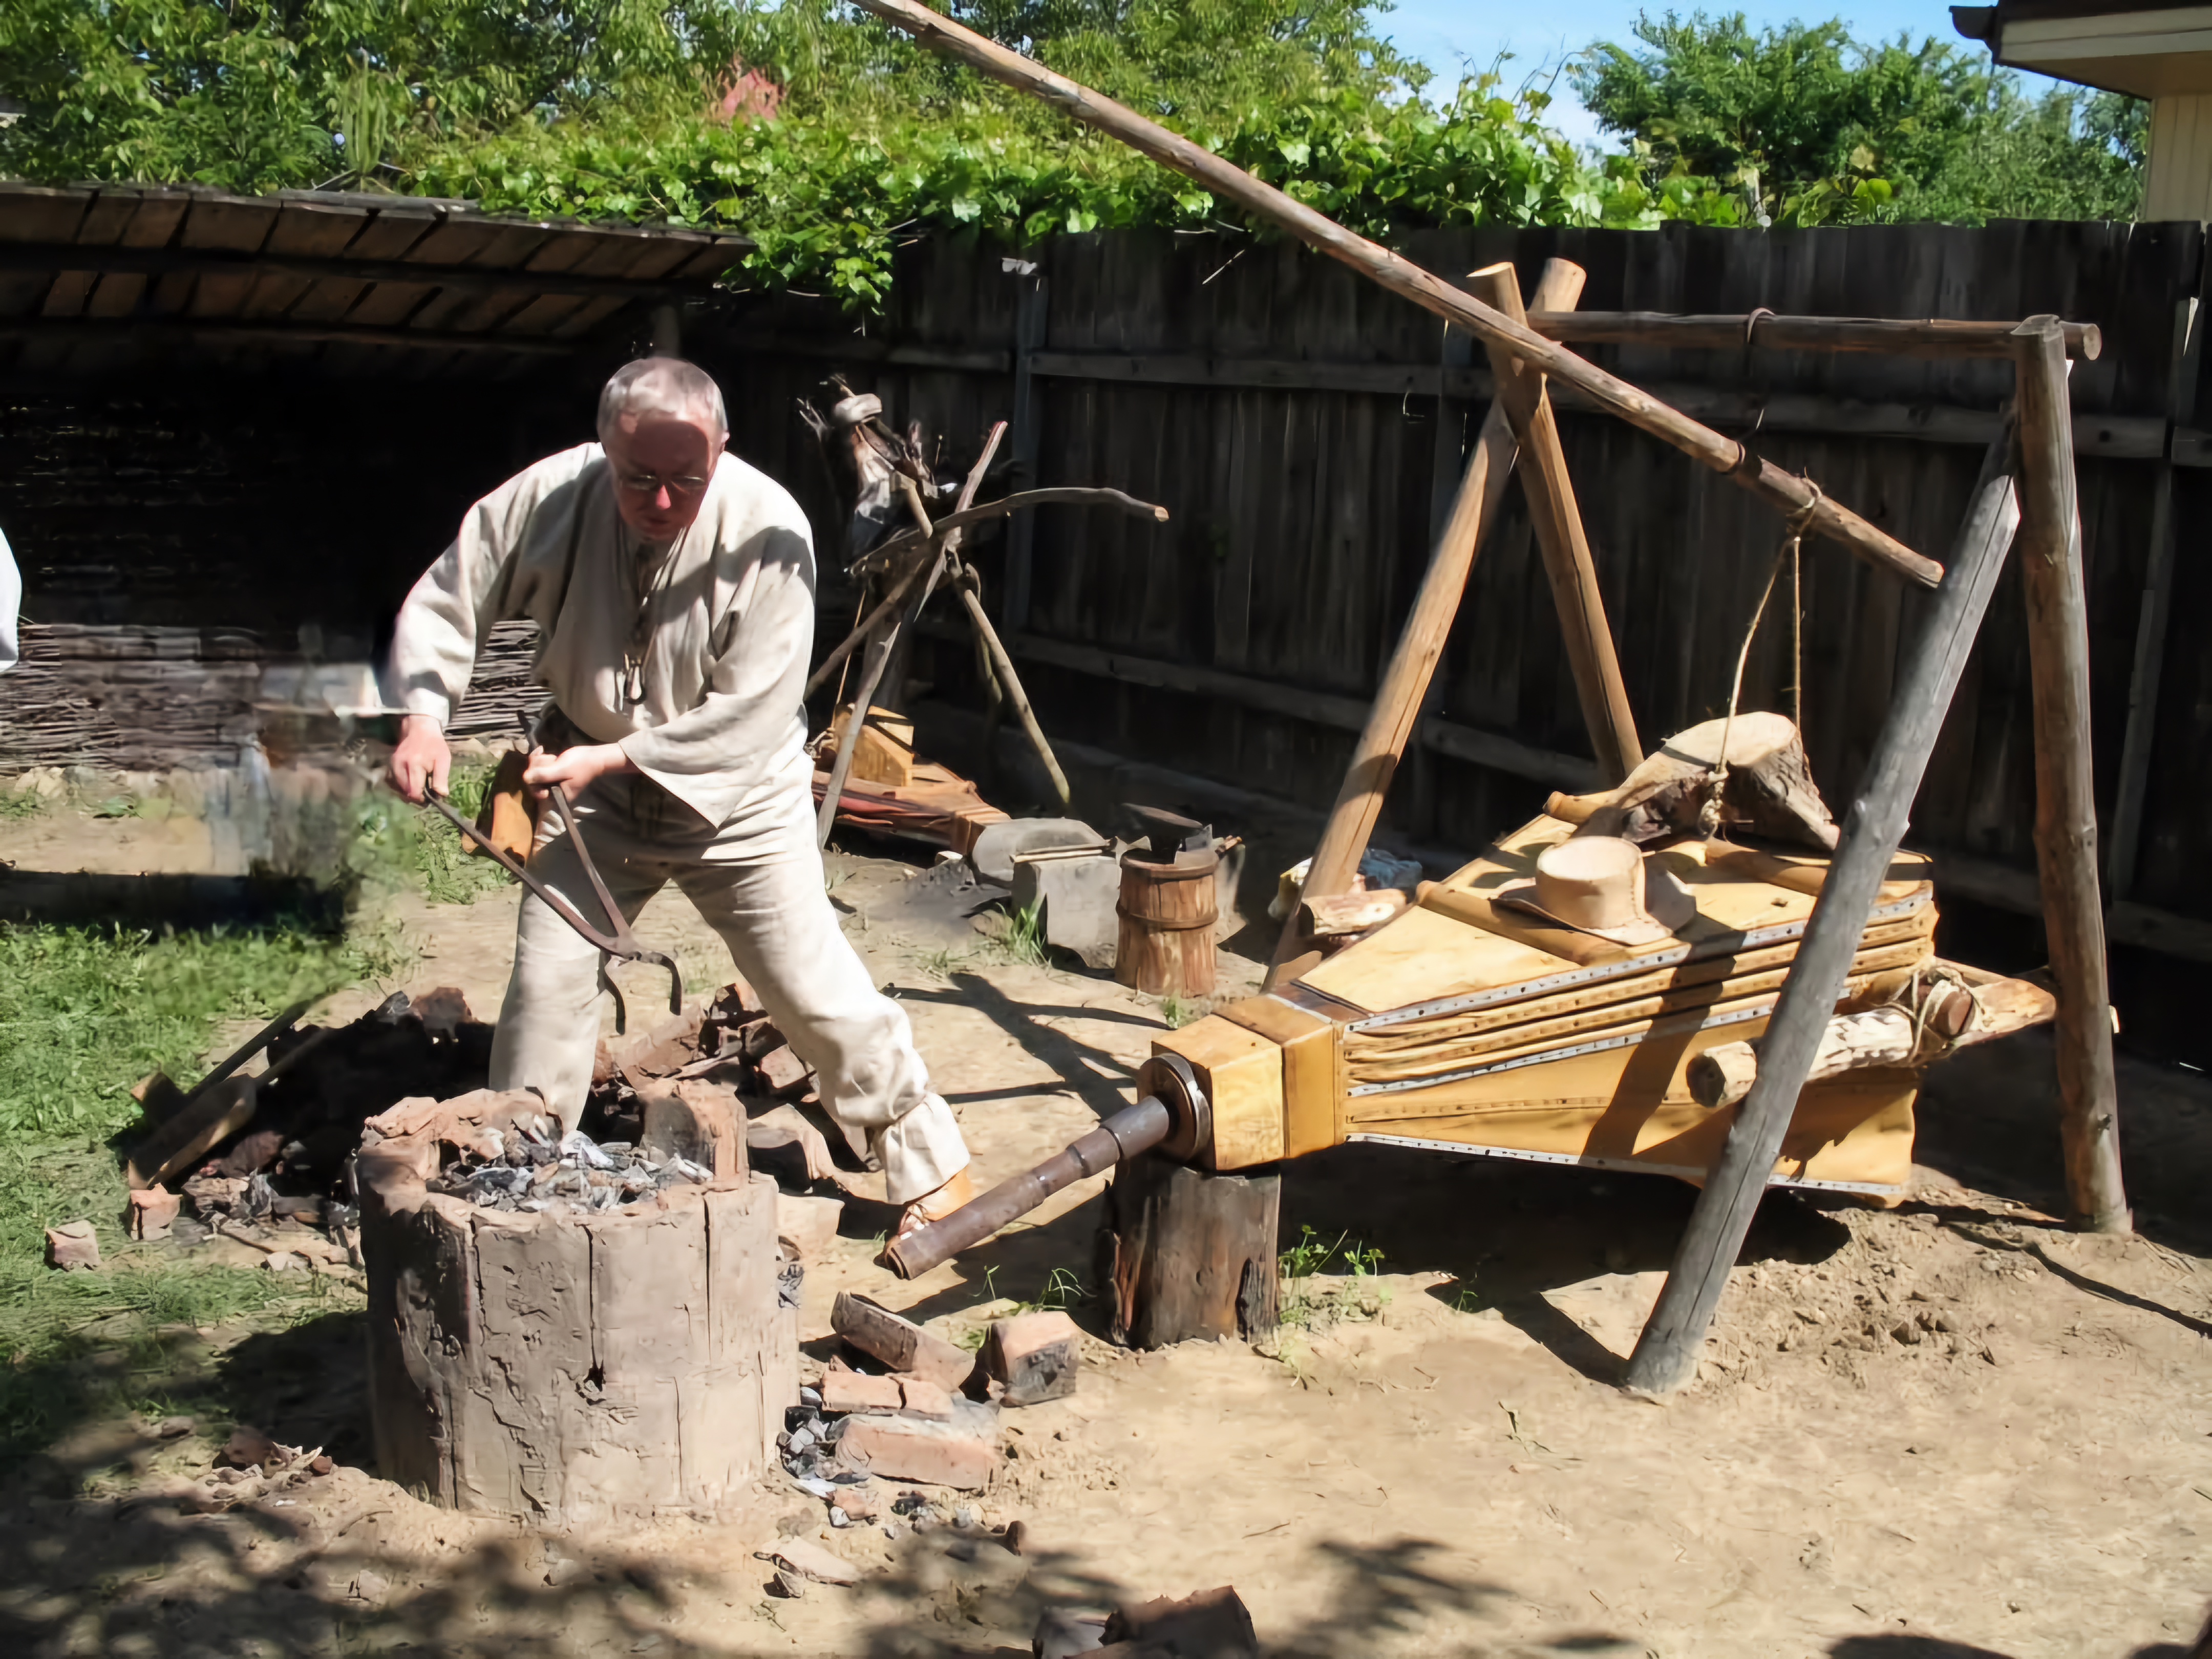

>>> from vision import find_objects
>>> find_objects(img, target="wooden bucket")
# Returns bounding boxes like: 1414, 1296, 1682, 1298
1115, 848, 1219, 996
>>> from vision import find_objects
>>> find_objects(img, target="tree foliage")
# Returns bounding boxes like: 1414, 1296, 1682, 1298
0, 2, 2153, 310
1573, 11, 2146, 226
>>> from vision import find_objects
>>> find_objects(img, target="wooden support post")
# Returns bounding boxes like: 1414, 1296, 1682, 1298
1469, 261, 1644, 783
1407, 316, 1478, 840
2012, 316, 2131, 1233
1262, 260, 1586, 988
1102, 1153, 1279, 1348
1624, 429, 2023, 1395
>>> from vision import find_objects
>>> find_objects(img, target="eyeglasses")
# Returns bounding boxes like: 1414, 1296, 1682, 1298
617, 471, 711, 497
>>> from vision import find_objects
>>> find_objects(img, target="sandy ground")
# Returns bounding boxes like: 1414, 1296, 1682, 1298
5, 806, 2212, 1657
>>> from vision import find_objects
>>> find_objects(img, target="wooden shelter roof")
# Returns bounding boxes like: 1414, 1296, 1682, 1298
0, 182, 753, 379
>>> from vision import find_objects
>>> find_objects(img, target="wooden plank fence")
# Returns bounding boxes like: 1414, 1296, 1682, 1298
692, 220, 2212, 1011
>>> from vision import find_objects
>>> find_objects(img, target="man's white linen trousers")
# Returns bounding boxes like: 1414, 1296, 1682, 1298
486, 754, 967, 1204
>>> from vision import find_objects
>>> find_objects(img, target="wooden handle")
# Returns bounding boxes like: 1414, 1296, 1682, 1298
849, 0, 1941, 591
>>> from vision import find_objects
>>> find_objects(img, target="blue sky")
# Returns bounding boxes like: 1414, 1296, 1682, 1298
1373, 1, 2040, 146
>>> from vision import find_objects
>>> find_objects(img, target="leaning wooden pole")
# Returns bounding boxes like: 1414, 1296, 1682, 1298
849, 0, 1939, 591
2011, 316, 2130, 1233
1261, 262, 1581, 987
1470, 261, 1644, 783
1623, 429, 2023, 1395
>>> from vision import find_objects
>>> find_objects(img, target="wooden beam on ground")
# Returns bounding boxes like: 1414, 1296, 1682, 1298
2012, 316, 2131, 1234
849, 0, 1942, 591
1526, 311, 2101, 360
1623, 426, 2023, 1396
1469, 261, 1643, 783
1257, 262, 1577, 988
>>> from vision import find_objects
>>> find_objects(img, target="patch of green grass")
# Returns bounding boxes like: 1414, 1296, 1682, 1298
0, 1138, 345, 1475
1158, 992, 1207, 1029
1273, 1225, 1392, 1336
347, 761, 512, 908
1279, 1224, 1348, 1280
0, 791, 50, 821
0, 921, 400, 1139
992, 900, 1049, 969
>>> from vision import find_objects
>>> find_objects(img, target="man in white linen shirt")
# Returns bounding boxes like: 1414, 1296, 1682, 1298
384, 356, 974, 1232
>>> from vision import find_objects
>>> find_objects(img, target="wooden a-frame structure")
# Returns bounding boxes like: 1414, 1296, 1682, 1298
855, 0, 2131, 1393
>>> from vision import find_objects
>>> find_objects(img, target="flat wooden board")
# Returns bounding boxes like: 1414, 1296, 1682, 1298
1301, 815, 1927, 1018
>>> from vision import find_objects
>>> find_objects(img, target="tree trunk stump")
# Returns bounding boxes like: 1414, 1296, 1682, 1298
1101, 1153, 1279, 1348
357, 1095, 796, 1526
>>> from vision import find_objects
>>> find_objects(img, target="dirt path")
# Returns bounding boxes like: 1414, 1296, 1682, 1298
5, 809, 2210, 1656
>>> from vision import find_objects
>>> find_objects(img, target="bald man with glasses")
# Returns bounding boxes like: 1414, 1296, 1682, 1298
385, 357, 974, 1233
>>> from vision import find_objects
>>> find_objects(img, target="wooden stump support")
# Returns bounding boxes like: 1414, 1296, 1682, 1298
1103, 1153, 1280, 1349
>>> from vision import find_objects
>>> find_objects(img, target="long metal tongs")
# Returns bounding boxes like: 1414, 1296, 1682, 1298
424, 780, 683, 1033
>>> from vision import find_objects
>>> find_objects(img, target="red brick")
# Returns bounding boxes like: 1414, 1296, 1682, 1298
819, 1371, 902, 1415
126, 1186, 181, 1241
897, 1377, 954, 1420
836, 1415, 997, 1490
984, 1311, 1081, 1406
756, 1044, 814, 1097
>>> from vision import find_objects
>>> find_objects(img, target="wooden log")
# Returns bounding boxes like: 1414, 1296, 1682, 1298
1115, 847, 1220, 997
1688, 1008, 1917, 1107
2012, 317, 2130, 1235
1572, 712, 1838, 850
849, 0, 1941, 590
127, 1075, 257, 1190
1261, 257, 1583, 987
826, 703, 915, 786
1525, 311, 2100, 360
1622, 424, 2021, 1396
1298, 887, 1409, 938
358, 1119, 793, 1524
1469, 261, 1643, 783
1103, 1152, 1280, 1348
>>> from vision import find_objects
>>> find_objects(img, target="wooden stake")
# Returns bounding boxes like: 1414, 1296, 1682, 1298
1623, 428, 2022, 1396
1470, 261, 1643, 783
2011, 317, 2131, 1233
848, 0, 1940, 590
1263, 261, 1586, 987
954, 577, 1072, 807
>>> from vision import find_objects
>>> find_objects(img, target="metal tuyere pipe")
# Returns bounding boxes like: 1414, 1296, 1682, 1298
879, 1054, 1211, 1279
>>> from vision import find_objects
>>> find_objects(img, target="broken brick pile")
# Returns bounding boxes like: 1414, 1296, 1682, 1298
780, 1291, 1088, 1520
100, 974, 837, 1271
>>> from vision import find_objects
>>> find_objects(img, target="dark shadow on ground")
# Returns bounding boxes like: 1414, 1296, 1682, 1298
1274, 1141, 1854, 1381
1916, 1028, 2212, 1254
0, 869, 347, 932
0, 1467, 1582, 1659
887, 972, 1147, 1121
1826, 1640, 2015, 1657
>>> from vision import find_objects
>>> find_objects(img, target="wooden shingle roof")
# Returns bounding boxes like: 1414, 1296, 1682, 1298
0, 182, 753, 377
